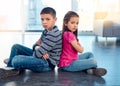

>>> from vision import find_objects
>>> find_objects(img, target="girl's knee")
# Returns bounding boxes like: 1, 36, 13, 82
86, 52, 93, 55
86, 52, 94, 58
91, 59, 97, 67
93, 59, 97, 64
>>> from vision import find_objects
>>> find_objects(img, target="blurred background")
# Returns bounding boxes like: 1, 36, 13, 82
0, 0, 120, 67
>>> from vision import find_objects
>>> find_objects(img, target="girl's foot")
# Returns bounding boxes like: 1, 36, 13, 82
87, 68, 107, 76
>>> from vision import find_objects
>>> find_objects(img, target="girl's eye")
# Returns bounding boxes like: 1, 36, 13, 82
71, 22, 75, 24
46, 18, 50, 21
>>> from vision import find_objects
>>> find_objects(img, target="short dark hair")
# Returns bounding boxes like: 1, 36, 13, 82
40, 7, 56, 18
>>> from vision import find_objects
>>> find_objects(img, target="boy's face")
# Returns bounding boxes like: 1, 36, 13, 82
40, 14, 57, 30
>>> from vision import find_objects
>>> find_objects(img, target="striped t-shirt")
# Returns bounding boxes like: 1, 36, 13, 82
33, 26, 62, 66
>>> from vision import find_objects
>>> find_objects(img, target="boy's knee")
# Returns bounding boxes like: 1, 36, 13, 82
12, 44, 21, 49
11, 55, 21, 66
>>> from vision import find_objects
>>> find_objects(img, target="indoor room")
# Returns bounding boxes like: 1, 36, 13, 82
0, 0, 120, 86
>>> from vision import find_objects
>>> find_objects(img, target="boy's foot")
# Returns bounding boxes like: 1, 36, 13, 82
87, 68, 107, 76
0, 68, 20, 79
4, 58, 9, 64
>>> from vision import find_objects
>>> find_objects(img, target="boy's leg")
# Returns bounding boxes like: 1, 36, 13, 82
12, 55, 52, 72
7, 44, 33, 67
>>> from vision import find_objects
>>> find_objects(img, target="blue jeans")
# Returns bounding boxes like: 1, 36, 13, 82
7, 44, 53, 72
11, 55, 52, 72
60, 52, 97, 72
7, 44, 33, 67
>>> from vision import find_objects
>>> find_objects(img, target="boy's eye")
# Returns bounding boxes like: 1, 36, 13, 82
41, 18, 44, 21
41, 18, 50, 21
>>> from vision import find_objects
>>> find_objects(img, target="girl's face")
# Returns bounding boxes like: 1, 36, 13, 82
65, 16, 79, 32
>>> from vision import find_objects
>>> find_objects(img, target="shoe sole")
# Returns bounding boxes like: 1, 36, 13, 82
0, 69, 20, 79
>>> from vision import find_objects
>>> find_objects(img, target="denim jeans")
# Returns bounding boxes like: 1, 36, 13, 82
11, 55, 52, 72
7, 44, 33, 67
7, 44, 53, 72
60, 52, 97, 71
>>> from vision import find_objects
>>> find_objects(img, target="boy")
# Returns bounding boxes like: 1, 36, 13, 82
0, 7, 62, 79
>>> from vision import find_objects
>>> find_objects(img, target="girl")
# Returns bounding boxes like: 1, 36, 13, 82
58, 11, 107, 76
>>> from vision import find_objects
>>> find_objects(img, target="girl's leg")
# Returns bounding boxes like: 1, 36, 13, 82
78, 52, 94, 60
61, 52, 97, 71
7, 44, 33, 67
12, 55, 52, 72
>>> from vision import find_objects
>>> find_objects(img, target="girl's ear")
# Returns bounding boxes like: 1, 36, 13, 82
65, 23, 67, 26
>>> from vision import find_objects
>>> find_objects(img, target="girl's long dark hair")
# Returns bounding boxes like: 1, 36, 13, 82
62, 11, 79, 39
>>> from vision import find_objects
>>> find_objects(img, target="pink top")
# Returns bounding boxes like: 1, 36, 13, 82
58, 31, 78, 67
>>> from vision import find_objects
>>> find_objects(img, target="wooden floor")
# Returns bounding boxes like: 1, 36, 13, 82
0, 35, 120, 86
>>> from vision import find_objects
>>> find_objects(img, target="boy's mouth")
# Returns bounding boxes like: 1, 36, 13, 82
43, 25, 47, 28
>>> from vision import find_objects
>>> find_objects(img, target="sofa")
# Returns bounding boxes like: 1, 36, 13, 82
93, 12, 120, 42
94, 20, 120, 37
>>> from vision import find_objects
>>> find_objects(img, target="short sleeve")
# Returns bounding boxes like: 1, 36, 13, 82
64, 32, 76, 43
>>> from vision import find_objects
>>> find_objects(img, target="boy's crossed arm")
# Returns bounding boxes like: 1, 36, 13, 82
33, 39, 49, 59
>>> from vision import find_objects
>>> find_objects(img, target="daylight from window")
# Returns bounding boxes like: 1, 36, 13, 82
0, 0, 120, 31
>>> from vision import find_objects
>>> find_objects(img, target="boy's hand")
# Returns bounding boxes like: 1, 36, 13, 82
35, 46, 40, 50
36, 39, 42, 46
42, 53, 49, 59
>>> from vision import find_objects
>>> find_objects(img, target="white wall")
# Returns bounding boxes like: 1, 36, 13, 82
0, 0, 26, 30
0, 0, 27, 67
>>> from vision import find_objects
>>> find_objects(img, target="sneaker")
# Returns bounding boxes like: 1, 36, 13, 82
4, 58, 9, 64
87, 68, 107, 76
0, 68, 20, 79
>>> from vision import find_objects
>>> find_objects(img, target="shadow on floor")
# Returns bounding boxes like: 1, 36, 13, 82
0, 69, 106, 86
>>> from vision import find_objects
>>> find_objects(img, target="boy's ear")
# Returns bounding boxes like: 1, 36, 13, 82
55, 17, 57, 21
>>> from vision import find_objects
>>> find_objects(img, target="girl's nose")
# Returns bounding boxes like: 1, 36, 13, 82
75, 24, 78, 27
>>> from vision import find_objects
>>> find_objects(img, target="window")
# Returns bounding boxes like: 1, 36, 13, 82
1, 0, 120, 32
27, 0, 71, 31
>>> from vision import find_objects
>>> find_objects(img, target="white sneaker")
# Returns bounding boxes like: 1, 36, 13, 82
4, 58, 9, 64
3, 67, 14, 70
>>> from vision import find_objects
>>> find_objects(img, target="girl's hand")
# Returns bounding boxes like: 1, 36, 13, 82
77, 42, 81, 46
42, 53, 49, 59
71, 40, 84, 53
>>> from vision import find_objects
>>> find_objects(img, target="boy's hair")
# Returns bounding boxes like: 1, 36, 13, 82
40, 7, 56, 18
62, 11, 79, 38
